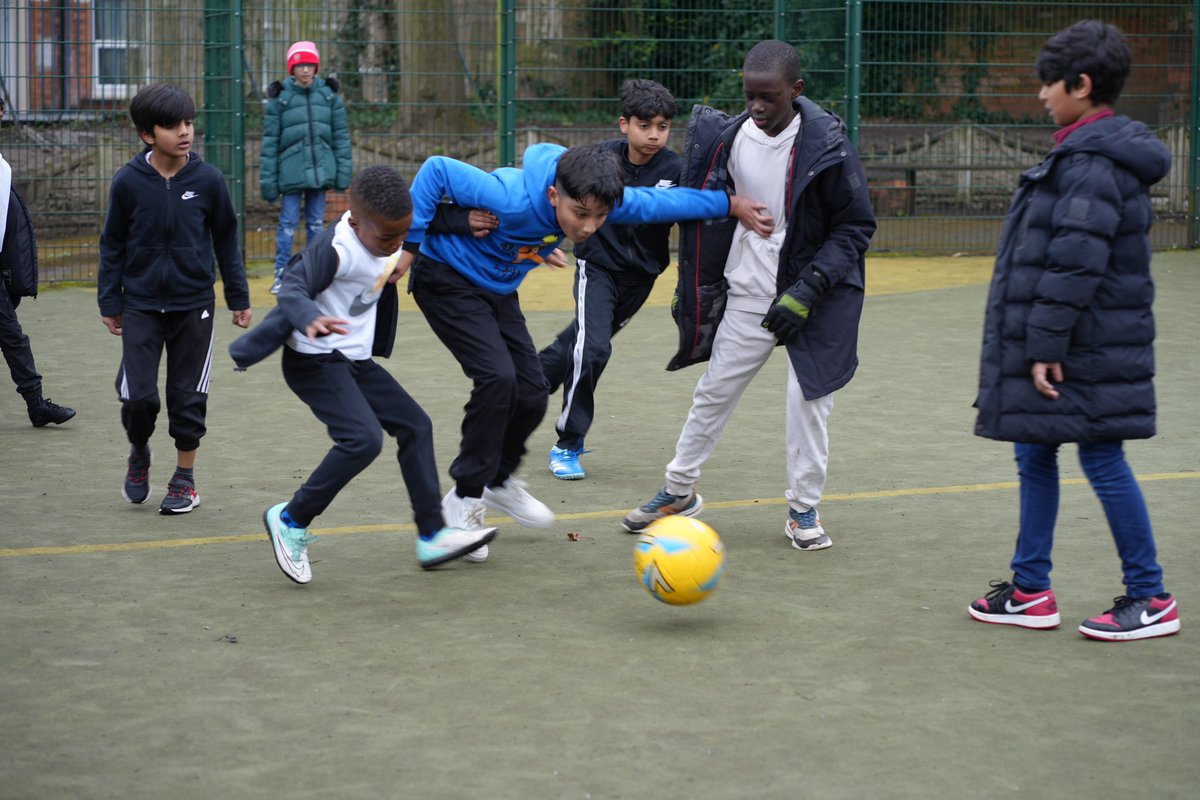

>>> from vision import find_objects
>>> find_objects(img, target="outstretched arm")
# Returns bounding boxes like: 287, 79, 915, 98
729, 195, 774, 237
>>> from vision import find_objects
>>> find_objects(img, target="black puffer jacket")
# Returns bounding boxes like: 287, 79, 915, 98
668, 97, 876, 401
974, 115, 1171, 443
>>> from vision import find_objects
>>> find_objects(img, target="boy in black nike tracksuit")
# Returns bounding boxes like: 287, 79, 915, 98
98, 84, 251, 514
538, 80, 685, 480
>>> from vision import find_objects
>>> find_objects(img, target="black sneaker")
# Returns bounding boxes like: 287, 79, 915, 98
1079, 594, 1181, 642
28, 398, 76, 427
159, 475, 200, 514
122, 448, 151, 504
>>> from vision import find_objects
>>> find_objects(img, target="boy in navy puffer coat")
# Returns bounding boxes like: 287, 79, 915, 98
261, 41, 352, 293
968, 21, 1178, 642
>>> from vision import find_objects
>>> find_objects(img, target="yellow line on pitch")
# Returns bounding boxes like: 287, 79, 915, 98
1, 472, 1195, 559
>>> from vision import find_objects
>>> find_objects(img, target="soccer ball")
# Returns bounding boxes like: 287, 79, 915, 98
633, 516, 725, 605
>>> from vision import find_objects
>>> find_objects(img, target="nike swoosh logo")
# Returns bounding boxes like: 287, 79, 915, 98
181, 191, 198, 200
1141, 600, 1176, 625
348, 288, 381, 317
1005, 596, 1050, 613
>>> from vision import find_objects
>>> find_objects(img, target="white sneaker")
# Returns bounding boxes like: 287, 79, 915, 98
442, 488, 487, 529
443, 489, 490, 562
462, 544, 489, 563
483, 477, 554, 529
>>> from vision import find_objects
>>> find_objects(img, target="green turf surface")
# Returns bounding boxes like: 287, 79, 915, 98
2, 252, 1198, 799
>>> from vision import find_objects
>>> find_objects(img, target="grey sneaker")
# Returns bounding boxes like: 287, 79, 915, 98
159, 474, 200, 515
122, 447, 151, 504
785, 507, 831, 551
621, 487, 703, 533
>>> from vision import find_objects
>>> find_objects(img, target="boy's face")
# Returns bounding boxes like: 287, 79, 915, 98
547, 186, 611, 244
348, 202, 412, 258
293, 63, 316, 88
619, 114, 672, 166
140, 120, 193, 159
742, 71, 804, 137
1038, 75, 1096, 127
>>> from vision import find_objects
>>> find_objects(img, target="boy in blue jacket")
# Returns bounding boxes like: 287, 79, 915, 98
395, 142, 770, 560
968, 21, 1178, 641
98, 84, 251, 515
622, 41, 876, 552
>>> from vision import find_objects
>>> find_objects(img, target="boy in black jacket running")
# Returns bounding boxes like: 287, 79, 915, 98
538, 79, 684, 480
98, 84, 252, 514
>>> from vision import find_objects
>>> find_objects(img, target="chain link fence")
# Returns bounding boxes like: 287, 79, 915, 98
0, 0, 1194, 284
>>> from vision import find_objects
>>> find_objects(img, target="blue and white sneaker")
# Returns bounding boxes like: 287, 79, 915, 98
264, 502, 314, 584
416, 526, 498, 570
621, 487, 703, 533
549, 446, 588, 480
785, 507, 831, 551
269, 274, 283, 295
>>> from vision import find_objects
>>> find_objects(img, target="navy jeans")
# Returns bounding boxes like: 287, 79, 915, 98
274, 189, 327, 275
1011, 441, 1164, 598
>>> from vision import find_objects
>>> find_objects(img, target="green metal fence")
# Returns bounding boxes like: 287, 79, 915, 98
0, 1, 1194, 284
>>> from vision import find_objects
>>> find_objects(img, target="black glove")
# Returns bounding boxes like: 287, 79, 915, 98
763, 268, 830, 342
762, 283, 816, 343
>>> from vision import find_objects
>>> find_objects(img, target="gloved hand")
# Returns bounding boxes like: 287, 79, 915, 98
762, 284, 814, 342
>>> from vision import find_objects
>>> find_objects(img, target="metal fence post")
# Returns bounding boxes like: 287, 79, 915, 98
844, 0, 862, 148
1191, 0, 1200, 247
203, 0, 246, 258
498, 0, 516, 167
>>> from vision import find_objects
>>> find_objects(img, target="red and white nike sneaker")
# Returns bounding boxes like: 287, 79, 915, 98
1079, 594, 1180, 642
968, 580, 1061, 629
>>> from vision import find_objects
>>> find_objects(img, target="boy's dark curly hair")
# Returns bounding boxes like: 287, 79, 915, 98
129, 84, 196, 135
1037, 20, 1131, 106
349, 165, 412, 220
555, 144, 625, 210
619, 79, 678, 121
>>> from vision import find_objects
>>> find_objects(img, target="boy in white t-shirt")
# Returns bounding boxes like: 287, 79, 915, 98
623, 40, 875, 551
234, 166, 495, 583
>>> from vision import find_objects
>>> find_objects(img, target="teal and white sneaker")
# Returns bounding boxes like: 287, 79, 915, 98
264, 502, 314, 584
416, 526, 498, 570
549, 446, 588, 480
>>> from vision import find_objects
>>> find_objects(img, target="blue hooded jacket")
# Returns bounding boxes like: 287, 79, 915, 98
405, 143, 731, 295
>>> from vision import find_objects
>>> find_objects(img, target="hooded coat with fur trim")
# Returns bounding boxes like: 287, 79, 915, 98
974, 115, 1171, 443
260, 76, 351, 201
